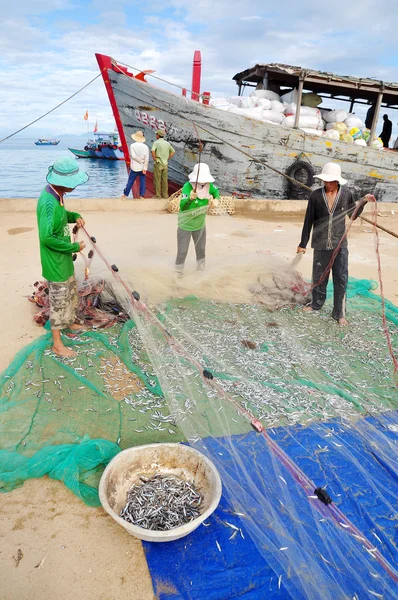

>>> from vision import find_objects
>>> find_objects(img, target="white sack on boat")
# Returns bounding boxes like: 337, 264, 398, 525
354, 138, 367, 146
253, 98, 272, 110
280, 88, 298, 104
270, 100, 285, 113
237, 107, 265, 120
324, 109, 348, 123
283, 115, 322, 129
283, 104, 321, 117
262, 110, 284, 124
209, 98, 232, 109
326, 122, 348, 134
237, 96, 257, 109
324, 129, 340, 140
372, 138, 384, 149
252, 89, 281, 102
345, 117, 364, 129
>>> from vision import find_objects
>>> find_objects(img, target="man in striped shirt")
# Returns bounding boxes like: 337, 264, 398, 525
296, 163, 375, 325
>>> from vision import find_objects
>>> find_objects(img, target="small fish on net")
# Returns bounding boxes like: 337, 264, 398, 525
120, 474, 203, 531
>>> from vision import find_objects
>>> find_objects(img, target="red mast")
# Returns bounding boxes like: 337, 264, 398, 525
191, 50, 201, 102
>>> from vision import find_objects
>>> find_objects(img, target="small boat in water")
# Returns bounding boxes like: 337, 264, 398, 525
35, 139, 60, 146
69, 131, 124, 160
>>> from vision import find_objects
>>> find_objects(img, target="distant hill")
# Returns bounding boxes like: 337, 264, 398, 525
0, 131, 90, 140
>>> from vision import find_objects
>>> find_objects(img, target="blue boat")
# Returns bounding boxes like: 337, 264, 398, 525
35, 139, 60, 146
69, 132, 125, 160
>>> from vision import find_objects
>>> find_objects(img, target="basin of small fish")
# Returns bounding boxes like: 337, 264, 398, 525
99, 443, 222, 542
120, 474, 203, 530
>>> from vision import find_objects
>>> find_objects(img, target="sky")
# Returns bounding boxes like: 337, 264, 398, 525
1, 0, 398, 139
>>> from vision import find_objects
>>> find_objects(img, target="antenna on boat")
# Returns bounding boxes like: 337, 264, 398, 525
191, 51, 201, 102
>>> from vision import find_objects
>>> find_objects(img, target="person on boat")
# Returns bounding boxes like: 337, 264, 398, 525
379, 114, 392, 148
122, 130, 149, 199
296, 162, 375, 326
36, 157, 88, 357
175, 163, 220, 277
151, 130, 175, 199
365, 104, 375, 130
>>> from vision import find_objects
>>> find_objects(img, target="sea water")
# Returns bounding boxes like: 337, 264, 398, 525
0, 137, 127, 198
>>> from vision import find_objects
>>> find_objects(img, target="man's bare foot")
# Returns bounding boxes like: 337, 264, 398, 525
303, 306, 313, 312
338, 317, 349, 326
52, 344, 76, 357
139, 196, 145, 199
69, 323, 87, 331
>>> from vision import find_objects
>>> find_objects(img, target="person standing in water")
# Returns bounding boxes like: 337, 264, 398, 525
175, 163, 220, 277
296, 162, 375, 325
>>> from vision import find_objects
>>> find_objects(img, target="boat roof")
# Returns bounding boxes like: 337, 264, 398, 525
232, 64, 398, 106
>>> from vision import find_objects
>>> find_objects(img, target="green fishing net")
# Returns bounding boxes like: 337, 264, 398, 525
0, 277, 396, 506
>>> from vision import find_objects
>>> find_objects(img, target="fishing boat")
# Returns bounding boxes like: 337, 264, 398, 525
35, 139, 60, 146
69, 131, 124, 160
95, 53, 398, 201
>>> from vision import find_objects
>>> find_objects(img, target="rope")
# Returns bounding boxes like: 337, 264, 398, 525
115, 59, 207, 101
80, 223, 398, 584
370, 202, 398, 372
111, 62, 398, 370
0, 74, 101, 144
112, 62, 312, 191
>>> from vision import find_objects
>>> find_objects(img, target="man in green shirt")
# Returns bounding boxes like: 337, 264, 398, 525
151, 130, 175, 199
36, 157, 89, 357
176, 163, 220, 277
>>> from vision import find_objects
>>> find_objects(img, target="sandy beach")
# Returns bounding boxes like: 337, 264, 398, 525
0, 201, 397, 600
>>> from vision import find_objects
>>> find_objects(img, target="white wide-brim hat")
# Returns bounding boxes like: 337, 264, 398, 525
188, 163, 215, 184
315, 162, 347, 185
131, 130, 146, 143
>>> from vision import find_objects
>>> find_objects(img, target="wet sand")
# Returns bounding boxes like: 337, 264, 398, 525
0, 208, 397, 600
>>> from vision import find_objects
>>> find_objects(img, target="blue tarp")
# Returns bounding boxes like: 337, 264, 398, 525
144, 413, 398, 599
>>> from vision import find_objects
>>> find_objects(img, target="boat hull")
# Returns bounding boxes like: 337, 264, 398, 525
99, 55, 398, 202
35, 141, 60, 145
69, 148, 92, 158
101, 146, 119, 160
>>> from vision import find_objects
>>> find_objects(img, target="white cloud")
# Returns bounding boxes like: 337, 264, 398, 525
1, 0, 398, 138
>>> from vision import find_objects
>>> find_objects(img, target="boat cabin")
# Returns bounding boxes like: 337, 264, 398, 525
93, 131, 119, 143
233, 64, 398, 147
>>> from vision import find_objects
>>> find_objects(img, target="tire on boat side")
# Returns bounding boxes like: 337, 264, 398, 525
286, 160, 314, 200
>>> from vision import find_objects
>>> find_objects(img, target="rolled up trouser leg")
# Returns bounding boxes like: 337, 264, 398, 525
175, 228, 192, 272
311, 249, 332, 310
49, 276, 77, 330
331, 247, 348, 320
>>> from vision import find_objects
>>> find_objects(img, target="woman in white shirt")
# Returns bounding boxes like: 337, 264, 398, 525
122, 131, 149, 199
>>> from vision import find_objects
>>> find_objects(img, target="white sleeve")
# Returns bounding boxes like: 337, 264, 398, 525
143, 146, 149, 171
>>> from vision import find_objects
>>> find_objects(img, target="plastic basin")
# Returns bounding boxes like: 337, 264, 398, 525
99, 443, 222, 542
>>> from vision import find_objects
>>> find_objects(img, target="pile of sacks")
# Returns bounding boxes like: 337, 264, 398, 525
210, 90, 384, 149
321, 110, 382, 147
210, 91, 286, 125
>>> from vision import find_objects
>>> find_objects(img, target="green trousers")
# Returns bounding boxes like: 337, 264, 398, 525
153, 163, 169, 199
